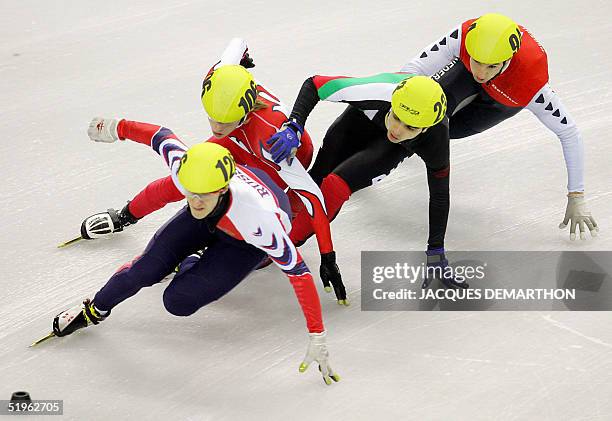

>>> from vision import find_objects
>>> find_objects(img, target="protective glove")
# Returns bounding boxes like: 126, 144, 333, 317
265, 120, 303, 164
320, 252, 349, 305
299, 331, 340, 385
81, 203, 140, 239
87, 117, 121, 143
559, 192, 599, 240
240, 51, 255, 68
174, 250, 204, 275
422, 247, 469, 289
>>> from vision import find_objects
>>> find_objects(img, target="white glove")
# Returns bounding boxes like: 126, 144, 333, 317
87, 117, 121, 143
559, 193, 599, 240
299, 331, 340, 385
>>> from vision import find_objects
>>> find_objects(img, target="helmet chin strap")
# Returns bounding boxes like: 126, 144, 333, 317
487, 58, 512, 83
238, 108, 254, 127
204, 189, 231, 231
499, 58, 512, 74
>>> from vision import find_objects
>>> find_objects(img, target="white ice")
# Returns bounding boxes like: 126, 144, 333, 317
1, 1, 611, 420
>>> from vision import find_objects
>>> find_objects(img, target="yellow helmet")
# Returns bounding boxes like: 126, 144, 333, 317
201, 65, 258, 123
465, 13, 522, 64
177, 142, 236, 194
391, 76, 447, 128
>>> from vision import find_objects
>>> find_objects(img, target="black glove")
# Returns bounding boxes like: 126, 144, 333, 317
240, 52, 255, 69
320, 252, 349, 305
80, 202, 140, 239
422, 248, 469, 289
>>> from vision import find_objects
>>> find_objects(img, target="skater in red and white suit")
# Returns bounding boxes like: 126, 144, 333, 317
401, 13, 598, 241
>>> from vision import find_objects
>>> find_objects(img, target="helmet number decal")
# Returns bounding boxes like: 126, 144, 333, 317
202, 71, 213, 95
238, 80, 258, 115
393, 78, 407, 93
215, 156, 235, 183
433, 93, 446, 124
508, 28, 522, 53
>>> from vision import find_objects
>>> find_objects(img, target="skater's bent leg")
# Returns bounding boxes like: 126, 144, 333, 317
449, 94, 522, 139
93, 207, 213, 311
289, 173, 352, 246
292, 133, 409, 246
93, 254, 174, 311
163, 233, 266, 316
333, 137, 410, 193
308, 106, 373, 185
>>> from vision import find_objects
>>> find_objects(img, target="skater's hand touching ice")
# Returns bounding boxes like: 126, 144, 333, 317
299, 331, 340, 385
559, 193, 598, 240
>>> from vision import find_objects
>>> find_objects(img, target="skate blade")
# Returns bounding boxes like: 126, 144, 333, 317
57, 236, 83, 248
29, 332, 56, 347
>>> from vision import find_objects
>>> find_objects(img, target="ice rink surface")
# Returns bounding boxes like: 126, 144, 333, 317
1, 1, 611, 420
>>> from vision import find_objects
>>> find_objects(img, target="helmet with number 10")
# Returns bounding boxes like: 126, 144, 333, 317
177, 142, 236, 194
465, 13, 522, 64
391, 75, 447, 128
201, 65, 258, 123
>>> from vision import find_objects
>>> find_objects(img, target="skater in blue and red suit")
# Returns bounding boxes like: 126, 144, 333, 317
51, 123, 340, 385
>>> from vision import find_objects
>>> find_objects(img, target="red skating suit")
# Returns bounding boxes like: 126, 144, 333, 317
118, 119, 324, 333
401, 19, 585, 192
127, 38, 334, 254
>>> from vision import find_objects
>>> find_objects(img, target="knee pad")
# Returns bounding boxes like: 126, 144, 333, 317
162, 286, 199, 317
163, 273, 227, 317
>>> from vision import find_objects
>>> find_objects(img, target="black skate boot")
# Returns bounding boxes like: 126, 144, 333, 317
52, 299, 108, 337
